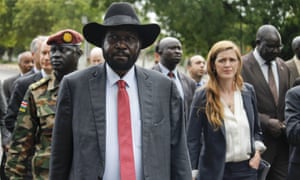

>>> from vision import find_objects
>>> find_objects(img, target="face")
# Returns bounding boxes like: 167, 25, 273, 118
214, 49, 239, 81
32, 39, 43, 70
19, 53, 34, 74
257, 34, 282, 62
40, 42, 52, 74
50, 45, 79, 76
159, 38, 182, 68
89, 49, 104, 65
293, 41, 300, 59
103, 28, 140, 75
188, 56, 206, 78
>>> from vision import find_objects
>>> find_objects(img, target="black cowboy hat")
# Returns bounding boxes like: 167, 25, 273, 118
83, 2, 160, 49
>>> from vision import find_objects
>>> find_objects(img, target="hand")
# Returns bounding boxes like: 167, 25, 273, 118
249, 151, 261, 169
267, 118, 282, 137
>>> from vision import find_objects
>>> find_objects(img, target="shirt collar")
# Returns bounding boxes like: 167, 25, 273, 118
158, 62, 178, 79
106, 63, 136, 88
253, 48, 275, 67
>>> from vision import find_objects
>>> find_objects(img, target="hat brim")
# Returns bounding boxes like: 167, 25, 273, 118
83, 22, 160, 49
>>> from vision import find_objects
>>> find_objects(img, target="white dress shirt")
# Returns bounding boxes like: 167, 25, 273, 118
103, 64, 142, 180
222, 90, 252, 162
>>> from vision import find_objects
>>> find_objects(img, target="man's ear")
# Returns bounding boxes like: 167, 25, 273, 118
256, 40, 261, 45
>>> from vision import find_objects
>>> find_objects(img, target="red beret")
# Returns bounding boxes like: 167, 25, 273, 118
47, 29, 83, 45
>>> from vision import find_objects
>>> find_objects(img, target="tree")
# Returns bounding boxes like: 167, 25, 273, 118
1, 0, 300, 62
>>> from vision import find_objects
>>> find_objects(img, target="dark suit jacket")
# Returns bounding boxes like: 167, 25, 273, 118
187, 83, 263, 180
50, 64, 192, 180
285, 86, 300, 180
242, 52, 290, 132
286, 58, 300, 86
4, 72, 43, 132
0, 81, 7, 135
241, 51, 290, 165
3, 74, 20, 103
152, 64, 196, 126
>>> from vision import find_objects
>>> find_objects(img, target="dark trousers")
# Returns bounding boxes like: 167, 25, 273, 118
287, 162, 300, 180
223, 160, 257, 180
263, 136, 289, 180
0, 153, 7, 180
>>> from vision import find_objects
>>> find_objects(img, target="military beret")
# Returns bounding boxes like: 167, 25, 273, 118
47, 29, 83, 45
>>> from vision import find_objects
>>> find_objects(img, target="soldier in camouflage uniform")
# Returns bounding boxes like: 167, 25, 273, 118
5, 29, 83, 180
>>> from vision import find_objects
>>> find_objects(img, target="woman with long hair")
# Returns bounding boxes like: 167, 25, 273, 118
188, 40, 266, 180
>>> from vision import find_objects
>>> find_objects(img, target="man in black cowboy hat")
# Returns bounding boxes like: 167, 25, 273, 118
50, 2, 192, 180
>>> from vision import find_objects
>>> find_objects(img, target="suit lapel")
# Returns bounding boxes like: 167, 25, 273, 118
89, 64, 107, 164
248, 53, 273, 96
136, 66, 153, 124
135, 67, 153, 160
241, 87, 254, 129
276, 59, 286, 99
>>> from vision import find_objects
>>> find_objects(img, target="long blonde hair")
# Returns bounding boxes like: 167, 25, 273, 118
205, 40, 244, 129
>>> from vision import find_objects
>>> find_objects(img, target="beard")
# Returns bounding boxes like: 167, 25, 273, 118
104, 51, 140, 72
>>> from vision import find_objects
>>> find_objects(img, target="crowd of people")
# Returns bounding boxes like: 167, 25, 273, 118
0, 1, 300, 180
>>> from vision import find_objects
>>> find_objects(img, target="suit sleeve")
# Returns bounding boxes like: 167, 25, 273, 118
5, 80, 27, 133
249, 85, 264, 142
187, 90, 203, 169
170, 81, 192, 179
50, 78, 73, 180
285, 87, 300, 145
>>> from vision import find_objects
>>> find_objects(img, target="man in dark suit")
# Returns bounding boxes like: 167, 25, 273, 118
241, 24, 290, 180
152, 37, 196, 125
285, 84, 300, 180
2, 39, 52, 179
49, 2, 192, 180
3, 51, 33, 103
286, 36, 300, 86
4, 39, 52, 133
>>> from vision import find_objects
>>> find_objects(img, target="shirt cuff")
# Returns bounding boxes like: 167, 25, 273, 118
255, 140, 267, 153
192, 169, 199, 178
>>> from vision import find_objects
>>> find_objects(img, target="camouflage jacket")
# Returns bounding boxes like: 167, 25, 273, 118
5, 75, 58, 180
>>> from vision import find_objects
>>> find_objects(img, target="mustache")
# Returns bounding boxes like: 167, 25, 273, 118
112, 50, 129, 57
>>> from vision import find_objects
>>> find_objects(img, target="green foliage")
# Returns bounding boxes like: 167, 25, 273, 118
0, 0, 300, 61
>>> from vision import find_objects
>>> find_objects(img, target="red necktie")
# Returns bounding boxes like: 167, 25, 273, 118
267, 63, 278, 105
117, 80, 136, 180
167, 71, 175, 78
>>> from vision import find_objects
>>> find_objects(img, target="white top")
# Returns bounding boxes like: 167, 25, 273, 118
222, 90, 252, 162
253, 48, 279, 94
158, 63, 184, 99
103, 64, 142, 180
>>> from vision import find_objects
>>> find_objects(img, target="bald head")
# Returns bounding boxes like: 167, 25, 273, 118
158, 37, 183, 71
256, 25, 281, 43
292, 36, 300, 59
255, 24, 282, 62
89, 47, 105, 65
18, 51, 33, 74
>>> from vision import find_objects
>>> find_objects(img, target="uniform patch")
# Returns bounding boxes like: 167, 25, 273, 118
19, 100, 28, 112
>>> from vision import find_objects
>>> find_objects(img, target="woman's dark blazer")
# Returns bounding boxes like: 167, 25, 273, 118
187, 83, 263, 180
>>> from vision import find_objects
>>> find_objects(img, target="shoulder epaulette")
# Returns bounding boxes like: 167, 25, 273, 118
29, 77, 50, 90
